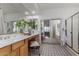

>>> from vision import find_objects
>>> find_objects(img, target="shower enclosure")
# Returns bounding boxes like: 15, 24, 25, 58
66, 12, 79, 54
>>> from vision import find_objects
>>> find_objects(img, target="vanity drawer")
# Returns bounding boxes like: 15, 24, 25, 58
12, 40, 24, 50
0, 45, 11, 56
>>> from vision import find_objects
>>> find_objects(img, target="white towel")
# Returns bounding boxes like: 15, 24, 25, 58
30, 41, 40, 47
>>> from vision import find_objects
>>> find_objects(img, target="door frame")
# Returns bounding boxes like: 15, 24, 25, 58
50, 19, 61, 41
40, 19, 61, 43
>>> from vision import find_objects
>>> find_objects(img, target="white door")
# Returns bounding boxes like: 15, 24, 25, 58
67, 18, 72, 47
73, 14, 79, 53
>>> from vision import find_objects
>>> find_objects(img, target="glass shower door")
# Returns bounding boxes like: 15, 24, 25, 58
73, 14, 79, 53
67, 18, 72, 47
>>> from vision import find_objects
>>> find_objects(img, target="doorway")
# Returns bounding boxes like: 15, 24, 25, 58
41, 19, 61, 44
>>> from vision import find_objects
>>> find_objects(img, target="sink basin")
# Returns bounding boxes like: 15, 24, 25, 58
0, 35, 10, 40
0, 35, 13, 44
0, 33, 28, 45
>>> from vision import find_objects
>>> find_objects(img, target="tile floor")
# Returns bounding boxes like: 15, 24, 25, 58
30, 43, 74, 56
30, 38, 74, 56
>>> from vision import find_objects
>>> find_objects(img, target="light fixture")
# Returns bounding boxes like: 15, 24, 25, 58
27, 15, 39, 19
25, 11, 29, 15
32, 11, 35, 14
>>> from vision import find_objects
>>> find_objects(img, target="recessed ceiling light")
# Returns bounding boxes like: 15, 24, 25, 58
25, 11, 29, 15
32, 11, 35, 14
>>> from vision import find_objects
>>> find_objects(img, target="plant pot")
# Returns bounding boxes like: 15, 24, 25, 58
31, 29, 35, 34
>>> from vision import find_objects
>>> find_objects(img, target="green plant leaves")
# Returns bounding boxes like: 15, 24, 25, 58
16, 19, 27, 29
16, 19, 37, 30
28, 21, 37, 29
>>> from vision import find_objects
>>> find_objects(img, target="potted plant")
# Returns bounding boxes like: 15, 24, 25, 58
28, 21, 37, 34
16, 19, 37, 34
16, 19, 27, 33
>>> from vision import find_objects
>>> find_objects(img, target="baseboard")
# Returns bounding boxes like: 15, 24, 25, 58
66, 45, 79, 56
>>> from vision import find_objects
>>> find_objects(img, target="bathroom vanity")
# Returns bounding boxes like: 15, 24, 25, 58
0, 33, 39, 56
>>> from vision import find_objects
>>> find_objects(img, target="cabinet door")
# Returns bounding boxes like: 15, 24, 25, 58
20, 44, 28, 56
67, 18, 72, 47
25, 40, 28, 55
12, 40, 24, 50
7, 49, 19, 56
73, 14, 79, 53
20, 40, 28, 56
0, 45, 11, 56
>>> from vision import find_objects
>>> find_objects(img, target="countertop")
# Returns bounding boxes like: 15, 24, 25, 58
0, 33, 39, 48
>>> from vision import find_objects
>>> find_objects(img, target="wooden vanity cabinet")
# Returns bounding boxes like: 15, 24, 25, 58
19, 39, 28, 56
12, 40, 24, 51
0, 45, 11, 56
8, 48, 19, 56
0, 34, 39, 56
20, 44, 27, 56
25, 40, 28, 56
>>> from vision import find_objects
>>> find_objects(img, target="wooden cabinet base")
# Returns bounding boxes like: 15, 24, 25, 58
0, 45, 11, 56
0, 34, 39, 56
20, 44, 28, 56
19, 40, 28, 56
7, 49, 19, 56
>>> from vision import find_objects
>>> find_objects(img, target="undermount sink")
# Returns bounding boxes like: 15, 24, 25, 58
0, 35, 11, 43
0, 34, 23, 45
0, 35, 10, 40
0, 33, 33, 44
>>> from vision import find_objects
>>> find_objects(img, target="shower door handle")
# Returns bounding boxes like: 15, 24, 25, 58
71, 32, 72, 34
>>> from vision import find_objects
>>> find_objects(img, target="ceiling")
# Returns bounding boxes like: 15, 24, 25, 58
38, 3, 79, 11
0, 3, 79, 14
0, 3, 27, 14
0, 3, 79, 19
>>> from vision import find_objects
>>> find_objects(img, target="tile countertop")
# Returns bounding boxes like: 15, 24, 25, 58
0, 33, 39, 48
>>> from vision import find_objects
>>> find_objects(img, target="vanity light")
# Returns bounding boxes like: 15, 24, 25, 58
32, 11, 35, 14
26, 15, 39, 19
25, 11, 29, 15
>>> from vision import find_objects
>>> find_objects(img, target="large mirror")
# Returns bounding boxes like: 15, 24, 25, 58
4, 19, 38, 34
0, 9, 39, 35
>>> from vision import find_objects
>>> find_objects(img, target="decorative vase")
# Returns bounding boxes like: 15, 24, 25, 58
28, 27, 31, 35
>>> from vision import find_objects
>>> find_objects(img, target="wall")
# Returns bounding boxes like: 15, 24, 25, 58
0, 9, 3, 34
39, 6, 79, 20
